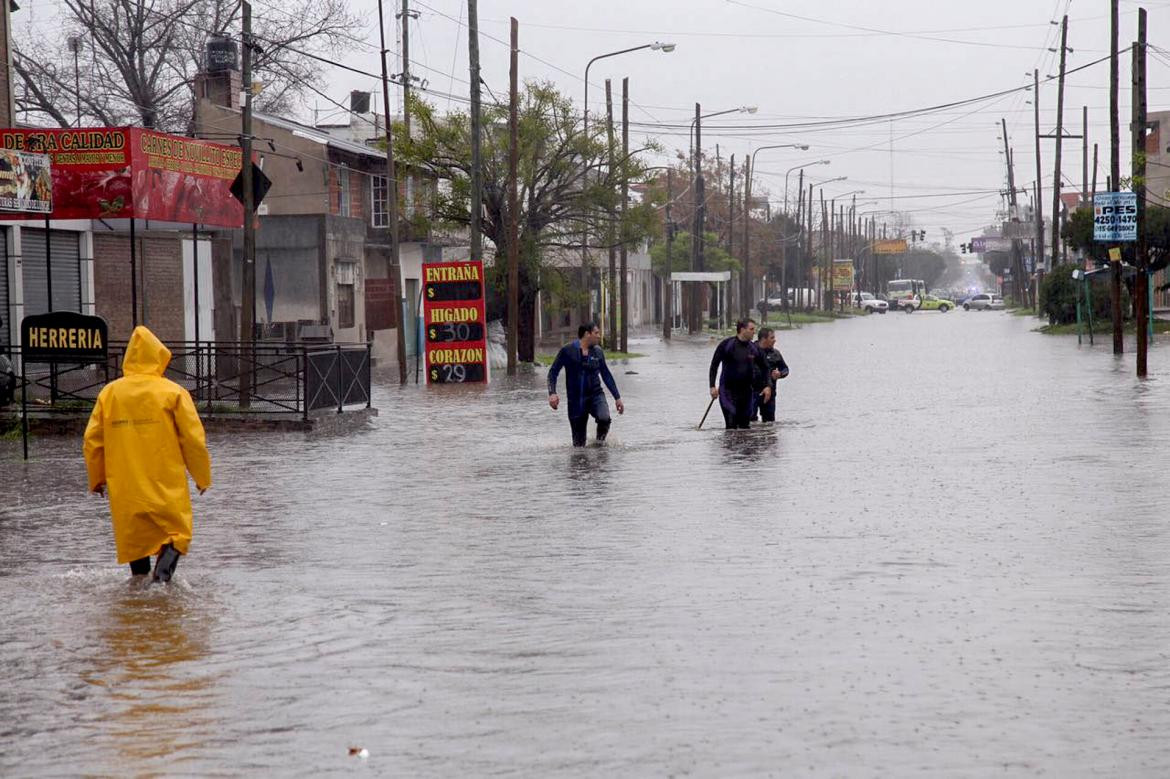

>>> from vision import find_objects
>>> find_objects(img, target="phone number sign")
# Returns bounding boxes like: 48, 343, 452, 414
1094, 192, 1138, 242
423, 260, 489, 384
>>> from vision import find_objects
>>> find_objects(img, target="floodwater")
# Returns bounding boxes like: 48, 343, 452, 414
3, 311, 1170, 776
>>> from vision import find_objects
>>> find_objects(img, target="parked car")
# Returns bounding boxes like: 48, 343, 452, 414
918, 294, 956, 312
963, 293, 1005, 311
855, 292, 888, 314
897, 295, 922, 312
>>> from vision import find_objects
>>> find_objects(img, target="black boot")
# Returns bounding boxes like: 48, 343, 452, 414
596, 419, 611, 442
152, 544, 181, 583
129, 557, 151, 576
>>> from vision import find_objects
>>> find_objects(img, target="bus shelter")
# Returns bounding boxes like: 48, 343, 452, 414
670, 271, 732, 332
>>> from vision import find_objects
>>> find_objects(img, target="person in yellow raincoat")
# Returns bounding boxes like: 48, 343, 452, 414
84, 326, 212, 582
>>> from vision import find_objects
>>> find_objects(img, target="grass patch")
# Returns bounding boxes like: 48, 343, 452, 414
1006, 305, 1038, 317
1035, 319, 1170, 335
535, 351, 645, 366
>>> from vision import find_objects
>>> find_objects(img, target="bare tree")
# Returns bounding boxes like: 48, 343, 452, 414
13, 0, 364, 131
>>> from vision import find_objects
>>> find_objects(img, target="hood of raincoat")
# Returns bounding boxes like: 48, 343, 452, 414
123, 326, 171, 376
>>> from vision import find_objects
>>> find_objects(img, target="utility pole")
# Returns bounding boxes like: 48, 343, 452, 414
378, 0, 407, 383
467, 0, 483, 267
620, 77, 629, 353
1050, 14, 1069, 271
400, 0, 414, 216
690, 103, 703, 333
1082, 105, 1088, 202
1110, 0, 1123, 354
239, 0, 255, 407
1134, 8, 1148, 377
1033, 68, 1043, 307
728, 154, 735, 266
742, 155, 752, 319
786, 168, 803, 313
663, 168, 673, 341
728, 154, 736, 318
506, 17, 519, 375
605, 79, 617, 348
1003, 118, 1024, 305
806, 182, 813, 309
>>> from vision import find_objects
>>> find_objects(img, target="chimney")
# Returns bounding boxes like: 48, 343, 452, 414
195, 34, 241, 109
350, 90, 371, 115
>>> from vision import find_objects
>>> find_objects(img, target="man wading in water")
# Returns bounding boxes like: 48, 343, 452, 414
709, 318, 772, 429
753, 327, 789, 423
548, 322, 624, 447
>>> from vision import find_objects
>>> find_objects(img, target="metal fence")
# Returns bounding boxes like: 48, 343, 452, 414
7, 341, 372, 420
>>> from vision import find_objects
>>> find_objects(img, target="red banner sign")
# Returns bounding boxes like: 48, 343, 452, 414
422, 260, 488, 384
0, 127, 244, 227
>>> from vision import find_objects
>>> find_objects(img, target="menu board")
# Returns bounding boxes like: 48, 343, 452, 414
422, 260, 489, 384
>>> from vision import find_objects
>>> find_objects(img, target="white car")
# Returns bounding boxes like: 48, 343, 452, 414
855, 292, 888, 314
963, 293, 1005, 311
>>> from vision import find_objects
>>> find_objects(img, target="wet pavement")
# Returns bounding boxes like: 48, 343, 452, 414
3, 310, 1170, 776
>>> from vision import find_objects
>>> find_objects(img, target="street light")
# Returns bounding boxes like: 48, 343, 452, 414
783, 159, 829, 215
578, 42, 674, 323
583, 42, 676, 134
689, 105, 757, 163
743, 143, 810, 318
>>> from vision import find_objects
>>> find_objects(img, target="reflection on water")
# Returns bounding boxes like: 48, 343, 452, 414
82, 584, 216, 769
4, 314, 1170, 775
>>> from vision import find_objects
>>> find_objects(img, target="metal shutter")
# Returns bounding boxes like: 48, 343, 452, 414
0, 230, 8, 348
21, 228, 81, 316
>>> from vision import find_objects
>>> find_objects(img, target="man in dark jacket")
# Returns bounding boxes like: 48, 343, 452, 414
548, 322, 624, 446
753, 327, 789, 423
709, 319, 772, 429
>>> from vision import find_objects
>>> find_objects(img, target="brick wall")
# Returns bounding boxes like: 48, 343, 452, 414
93, 232, 186, 343
326, 163, 367, 222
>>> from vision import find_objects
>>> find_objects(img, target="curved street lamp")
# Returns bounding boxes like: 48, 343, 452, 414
783, 159, 829, 215
583, 42, 676, 134
742, 143, 811, 317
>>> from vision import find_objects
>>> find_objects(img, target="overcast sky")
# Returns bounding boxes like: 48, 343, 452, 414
283, 0, 1163, 244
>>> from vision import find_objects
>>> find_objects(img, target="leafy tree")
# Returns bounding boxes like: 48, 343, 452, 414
14, 0, 362, 130
648, 231, 741, 275
1064, 204, 1170, 273
398, 83, 656, 361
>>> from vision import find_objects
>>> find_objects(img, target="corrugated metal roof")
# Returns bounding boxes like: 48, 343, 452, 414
254, 111, 386, 161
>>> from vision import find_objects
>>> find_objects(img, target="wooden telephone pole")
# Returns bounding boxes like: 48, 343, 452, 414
1134, 9, 1149, 377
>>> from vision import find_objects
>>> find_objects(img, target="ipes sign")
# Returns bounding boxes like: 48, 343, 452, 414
1093, 192, 1138, 242
20, 311, 109, 363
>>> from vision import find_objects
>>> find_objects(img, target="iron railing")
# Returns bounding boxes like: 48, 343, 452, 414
5, 341, 372, 420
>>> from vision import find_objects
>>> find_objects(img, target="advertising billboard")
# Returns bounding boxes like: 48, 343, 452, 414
0, 127, 244, 227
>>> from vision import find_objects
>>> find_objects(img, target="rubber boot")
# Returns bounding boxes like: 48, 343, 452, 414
596, 419, 611, 442
152, 544, 181, 583
129, 557, 152, 576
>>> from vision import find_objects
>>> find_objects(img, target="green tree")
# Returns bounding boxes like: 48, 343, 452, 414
1064, 204, 1170, 273
399, 83, 656, 361
648, 231, 742, 275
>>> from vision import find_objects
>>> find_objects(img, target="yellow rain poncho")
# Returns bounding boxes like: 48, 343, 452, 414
84, 326, 212, 563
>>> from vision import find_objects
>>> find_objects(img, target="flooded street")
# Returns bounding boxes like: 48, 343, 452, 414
4, 312, 1170, 776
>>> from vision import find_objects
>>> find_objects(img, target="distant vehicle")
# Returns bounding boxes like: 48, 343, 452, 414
887, 278, 926, 311
918, 294, 956, 313
963, 293, 1005, 311
756, 296, 787, 313
855, 292, 888, 314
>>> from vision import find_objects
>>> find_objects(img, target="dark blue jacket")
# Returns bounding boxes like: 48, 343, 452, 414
548, 340, 621, 418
